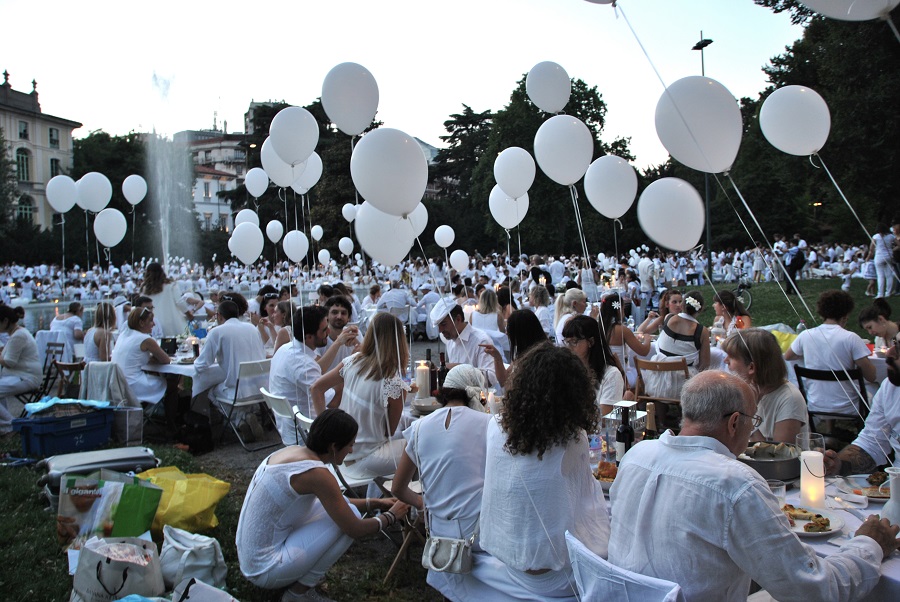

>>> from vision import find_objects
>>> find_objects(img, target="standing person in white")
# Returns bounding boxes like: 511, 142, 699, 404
867, 223, 897, 299
637, 252, 655, 316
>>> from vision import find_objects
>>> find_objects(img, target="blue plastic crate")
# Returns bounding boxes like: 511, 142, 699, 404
12, 409, 114, 457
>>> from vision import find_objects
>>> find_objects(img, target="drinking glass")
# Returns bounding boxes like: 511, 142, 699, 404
767, 479, 786, 506
796, 433, 825, 453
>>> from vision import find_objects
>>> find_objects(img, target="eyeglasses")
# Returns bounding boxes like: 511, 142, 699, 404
723, 411, 762, 428
262, 293, 279, 300
563, 337, 584, 348
140, 307, 153, 317
220, 294, 234, 302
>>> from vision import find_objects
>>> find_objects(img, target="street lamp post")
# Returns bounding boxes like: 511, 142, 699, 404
693, 32, 713, 263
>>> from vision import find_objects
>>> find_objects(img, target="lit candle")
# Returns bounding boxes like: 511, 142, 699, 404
415, 360, 430, 399
800, 450, 825, 508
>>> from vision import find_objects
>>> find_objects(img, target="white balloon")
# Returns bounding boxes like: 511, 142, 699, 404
525, 61, 571, 113
322, 62, 379, 136
489, 185, 529, 229
230, 222, 265, 265
350, 128, 428, 217
291, 152, 323, 195
269, 106, 319, 167
311, 225, 324, 241
494, 147, 536, 200
318, 249, 331, 265
261, 138, 306, 188
583, 155, 638, 219
637, 178, 705, 252
339, 237, 354, 256
408, 202, 428, 237
655, 76, 742, 174
46, 175, 78, 213
584, 0, 616, 3
798, 0, 899, 21
265, 220, 284, 243
533, 115, 594, 186
283, 230, 309, 263
93, 208, 127, 248
355, 253, 361, 260
341, 203, 357, 223
449, 249, 470, 273
122, 174, 147, 206
354, 201, 415, 266
759, 85, 831, 156
235, 209, 259, 228
245, 167, 269, 197
76, 172, 113, 212
434, 225, 455, 249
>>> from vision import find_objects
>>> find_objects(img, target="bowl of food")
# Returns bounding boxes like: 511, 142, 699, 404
593, 461, 618, 493
738, 441, 801, 481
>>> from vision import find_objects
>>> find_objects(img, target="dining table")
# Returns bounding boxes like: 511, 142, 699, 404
141, 354, 225, 398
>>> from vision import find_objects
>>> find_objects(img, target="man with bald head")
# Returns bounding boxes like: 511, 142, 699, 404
608, 370, 899, 602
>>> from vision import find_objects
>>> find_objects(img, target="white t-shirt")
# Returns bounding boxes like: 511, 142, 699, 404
755, 381, 810, 441
789, 324, 870, 414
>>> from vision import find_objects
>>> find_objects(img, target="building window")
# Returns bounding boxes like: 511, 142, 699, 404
16, 196, 34, 223
234, 149, 246, 161
50, 158, 62, 177
235, 164, 243, 176
203, 212, 212, 231
49, 128, 60, 149
204, 150, 212, 163
203, 182, 211, 200
16, 149, 30, 181
18, 121, 29, 140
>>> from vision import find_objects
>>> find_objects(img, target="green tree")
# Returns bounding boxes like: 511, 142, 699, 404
0, 126, 17, 232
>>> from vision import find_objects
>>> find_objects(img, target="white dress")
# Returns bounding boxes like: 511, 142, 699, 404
146, 283, 188, 337
111, 328, 166, 404
470, 310, 501, 333
50, 314, 83, 355
82, 327, 113, 364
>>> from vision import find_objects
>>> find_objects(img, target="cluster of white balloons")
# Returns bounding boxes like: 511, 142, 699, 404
490, 147, 534, 229
46, 172, 147, 249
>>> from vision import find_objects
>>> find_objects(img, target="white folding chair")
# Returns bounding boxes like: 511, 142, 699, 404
261, 386, 305, 447
565, 532, 685, 601
210, 359, 278, 452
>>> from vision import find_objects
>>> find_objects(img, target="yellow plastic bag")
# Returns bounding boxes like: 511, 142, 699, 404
770, 330, 798, 353
137, 466, 231, 535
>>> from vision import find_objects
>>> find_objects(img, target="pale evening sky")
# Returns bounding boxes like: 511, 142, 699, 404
1, 0, 802, 171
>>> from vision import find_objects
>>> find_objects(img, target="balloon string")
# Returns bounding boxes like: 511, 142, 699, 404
884, 14, 900, 44
568, 185, 591, 269
84, 210, 91, 270
813, 153, 873, 242
504, 228, 511, 260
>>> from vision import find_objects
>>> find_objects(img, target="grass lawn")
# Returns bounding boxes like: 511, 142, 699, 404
0, 274, 893, 600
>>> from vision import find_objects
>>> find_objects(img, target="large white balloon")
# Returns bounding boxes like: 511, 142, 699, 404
637, 178, 705, 252
76, 172, 113, 212
122, 175, 147, 206
449, 249, 470, 273
283, 230, 309, 263
269, 106, 319, 167
311, 225, 324, 241
318, 249, 331, 265
341, 203, 357, 223
759, 85, 831, 156
230, 222, 264, 265
322, 62, 379, 136
434, 225, 455, 249
265, 220, 284, 243
408, 202, 428, 237
354, 201, 415, 266
583, 155, 638, 219
339, 237, 354, 256
235, 209, 259, 228
245, 167, 269, 197
525, 61, 571, 113
350, 128, 428, 217
798, 0, 899, 21
261, 138, 305, 188
494, 147, 536, 200
93, 208, 127, 248
655, 76, 742, 174
533, 115, 594, 186
291, 152, 323, 195
46, 175, 78, 213
489, 186, 529, 229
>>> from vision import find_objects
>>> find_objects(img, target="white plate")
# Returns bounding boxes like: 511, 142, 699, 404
411, 399, 441, 415
789, 509, 845, 537
836, 475, 890, 502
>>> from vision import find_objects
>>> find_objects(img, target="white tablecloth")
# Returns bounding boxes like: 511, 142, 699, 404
141, 360, 225, 398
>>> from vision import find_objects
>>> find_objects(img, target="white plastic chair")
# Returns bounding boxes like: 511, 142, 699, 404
565, 532, 684, 601
210, 359, 278, 452
260, 387, 299, 446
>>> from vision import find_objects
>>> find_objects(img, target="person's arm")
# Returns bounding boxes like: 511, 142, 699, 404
824, 445, 879, 476
854, 355, 877, 383
496, 311, 506, 334
73, 326, 84, 342
769, 419, 804, 445
637, 310, 661, 334
140, 337, 171, 365
623, 327, 652, 356
391, 451, 424, 511
0, 332, 24, 368
479, 342, 508, 388
273, 327, 292, 353
697, 326, 711, 370
385, 395, 403, 437
257, 318, 275, 345
311, 364, 344, 415
783, 347, 801, 362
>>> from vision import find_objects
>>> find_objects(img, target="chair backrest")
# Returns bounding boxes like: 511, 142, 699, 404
565, 532, 685, 601
634, 357, 690, 405
44, 341, 67, 371
79, 361, 140, 407
387, 305, 410, 325
793, 365, 869, 418
260, 386, 292, 419
53, 360, 85, 397
232, 359, 271, 404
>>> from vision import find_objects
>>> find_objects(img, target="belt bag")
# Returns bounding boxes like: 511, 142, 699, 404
421, 530, 474, 574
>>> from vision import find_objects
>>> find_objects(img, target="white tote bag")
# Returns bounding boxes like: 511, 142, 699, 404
70, 536, 165, 602
160, 525, 227, 590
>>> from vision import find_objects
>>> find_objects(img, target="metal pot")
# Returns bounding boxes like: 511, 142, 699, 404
738, 441, 801, 481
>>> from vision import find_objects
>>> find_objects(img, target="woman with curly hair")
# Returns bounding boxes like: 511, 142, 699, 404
140, 262, 188, 336
479, 344, 609, 599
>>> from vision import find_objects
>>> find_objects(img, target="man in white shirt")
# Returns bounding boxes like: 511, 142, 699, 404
609, 370, 899, 602
194, 299, 267, 439
376, 280, 415, 311
548, 256, 565, 285
415, 283, 441, 339
317, 295, 362, 372
637, 252, 655, 314
268, 305, 329, 443
429, 299, 495, 387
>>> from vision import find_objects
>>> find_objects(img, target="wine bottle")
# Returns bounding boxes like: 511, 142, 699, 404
643, 402, 659, 440
615, 406, 634, 465
426, 348, 438, 396
437, 351, 449, 393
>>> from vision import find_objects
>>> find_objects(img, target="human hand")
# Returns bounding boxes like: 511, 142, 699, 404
647, 310, 659, 320
479, 343, 501, 361
589, 305, 600, 319
338, 326, 359, 346
388, 499, 411, 519
823, 449, 841, 476
855, 514, 900, 560
258, 317, 270, 328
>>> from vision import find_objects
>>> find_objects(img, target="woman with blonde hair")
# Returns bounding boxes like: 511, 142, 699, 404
83, 302, 116, 363
469, 287, 506, 333
310, 312, 410, 480
553, 287, 597, 346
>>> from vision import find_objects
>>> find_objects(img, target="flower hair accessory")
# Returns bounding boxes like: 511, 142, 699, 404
684, 296, 702, 312
612, 300, 621, 310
